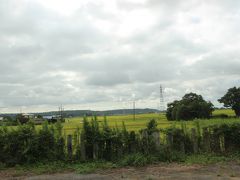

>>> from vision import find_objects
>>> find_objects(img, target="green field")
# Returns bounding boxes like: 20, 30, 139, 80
62, 109, 239, 135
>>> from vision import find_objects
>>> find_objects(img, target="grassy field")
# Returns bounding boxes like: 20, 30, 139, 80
62, 109, 239, 135
5, 109, 237, 135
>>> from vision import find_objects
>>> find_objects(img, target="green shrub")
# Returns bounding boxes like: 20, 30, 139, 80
185, 154, 228, 165
166, 93, 214, 121
119, 153, 153, 167
165, 127, 193, 153
156, 147, 186, 162
75, 161, 116, 174
2, 116, 240, 167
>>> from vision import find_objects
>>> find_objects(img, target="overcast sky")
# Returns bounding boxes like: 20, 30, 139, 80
0, 0, 239, 113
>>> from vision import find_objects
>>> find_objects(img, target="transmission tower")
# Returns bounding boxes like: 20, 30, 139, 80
132, 93, 136, 121
159, 85, 165, 112
133, 100, 136, 121
59, 104, 64, 122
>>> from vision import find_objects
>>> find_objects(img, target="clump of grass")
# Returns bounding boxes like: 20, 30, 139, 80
75, 161, 117, 174
185, 154, 228, 165
119, 153, 157, 167
14, 161, 74, 175
0, 162, 5, 170
9, 161, 117, 176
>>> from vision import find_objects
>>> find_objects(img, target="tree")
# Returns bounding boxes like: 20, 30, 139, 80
36, 114, 43, 118
146, 119, 158, 134
218, 87, 240, 117
166, 100, 179, 120
166, 93, 214, 121
16, 114, 29, 124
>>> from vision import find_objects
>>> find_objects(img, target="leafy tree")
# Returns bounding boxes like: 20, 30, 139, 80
166, 101, 179, 120
3, 116, 13, 121
36, 114, 43, 118
166, 93, 214, 121
218, 87, 240, 117
146, 119, 158, 134
16, 114, 29, 124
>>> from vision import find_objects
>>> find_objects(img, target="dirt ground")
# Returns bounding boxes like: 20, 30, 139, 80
1, 162, 240, 180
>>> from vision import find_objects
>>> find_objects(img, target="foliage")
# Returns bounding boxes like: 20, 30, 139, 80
0, 116, 18, 126
165, 127, 193, 153
208, 123, 240, 152
36, 115, 43, 118
156, 148, 186, 162
3, 154, 238, 177
119, 153, 155, 167
4, 161, 117, 176
185, 154, 228, 165
75, 161, 116, 174
16, 114, 29, 124
2, 115, 240, 168
78, 116, 142, 161
0, 121, 66, 166
218, 87, 240, 117
166, 93, 214, 121
146, 119, 158, 134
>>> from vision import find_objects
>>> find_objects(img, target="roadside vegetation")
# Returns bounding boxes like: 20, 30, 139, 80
0, 86, 240, 176
1, 117, 240, 172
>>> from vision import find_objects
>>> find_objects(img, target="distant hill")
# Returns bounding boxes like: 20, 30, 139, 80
0, 108, 160, 118
39, 108, 160, 117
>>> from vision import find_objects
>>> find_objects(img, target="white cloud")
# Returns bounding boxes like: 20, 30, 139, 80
0, 0, 239, 113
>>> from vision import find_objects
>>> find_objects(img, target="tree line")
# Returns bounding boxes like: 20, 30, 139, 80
166, 86, 240, 121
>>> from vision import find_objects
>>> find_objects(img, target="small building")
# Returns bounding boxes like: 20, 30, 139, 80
22, 113, 34, 119
0, 117, 3, 121
43, 115, 59, 123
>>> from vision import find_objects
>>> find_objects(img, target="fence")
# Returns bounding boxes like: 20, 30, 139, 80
1, 120, 240, 166
65, 121, 240, 161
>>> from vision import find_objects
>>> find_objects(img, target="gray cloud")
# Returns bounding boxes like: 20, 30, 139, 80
0, 0, 239, 112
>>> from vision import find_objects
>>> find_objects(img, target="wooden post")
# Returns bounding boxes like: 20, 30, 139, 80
152, 131, 160, 150
80, 133, 86, 161
212, 129, 221, 153
129, 131, 136, 153
93, 143, 99, 160
67, 135, 72, 160
167, 132, 173, 149
180, 141, 185, 154
191, 128, 198, 153
130, 142, 136, 153
202, 128, 210, 152
219, 135, 225, 153
141, 130, 149, 153
117, 144, 123, 158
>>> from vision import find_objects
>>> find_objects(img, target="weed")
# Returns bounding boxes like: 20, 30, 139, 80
185, 154, 228, 165
119, 153, 154, 167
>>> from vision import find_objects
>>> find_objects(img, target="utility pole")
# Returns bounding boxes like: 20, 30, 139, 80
132, 93, 136, 121
159, 85, 165, 112
133, 100, 136, 121
59, 104, 64, 122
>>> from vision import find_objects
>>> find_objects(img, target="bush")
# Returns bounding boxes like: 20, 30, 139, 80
119, 153, 154, 167
165, 127, 193, 154
2, 116, 240, 167
166, 93, 214, 121
157, 147, 186, 162
0, 121, 66, 166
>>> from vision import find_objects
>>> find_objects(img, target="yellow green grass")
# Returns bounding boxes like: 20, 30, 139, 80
6, 109, 238, 135
62, 109, 239, 135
